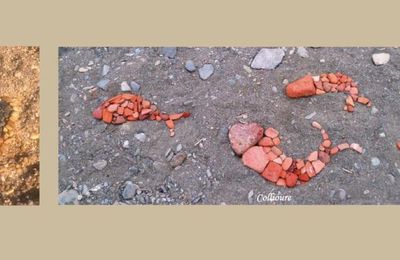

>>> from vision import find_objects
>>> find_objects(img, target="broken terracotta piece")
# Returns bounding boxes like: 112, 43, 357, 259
229, 121, 363, 188
92, 93, 190, 137
396, 141, 400, 151
286, 73, 371, 112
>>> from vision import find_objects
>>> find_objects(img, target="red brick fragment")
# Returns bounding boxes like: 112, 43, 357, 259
261, 161, 282, 183
242, 146, 269, 173
286, 75, 316, 98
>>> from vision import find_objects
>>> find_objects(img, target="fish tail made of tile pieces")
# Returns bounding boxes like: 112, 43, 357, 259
92, 93, 190, 137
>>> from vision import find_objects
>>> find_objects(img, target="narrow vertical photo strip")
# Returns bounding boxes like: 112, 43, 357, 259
0, 47, 40, 205
58, 47, 399, 205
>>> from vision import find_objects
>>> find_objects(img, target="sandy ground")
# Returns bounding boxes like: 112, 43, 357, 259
58, 47, 400, 205
0, 47, 40, 205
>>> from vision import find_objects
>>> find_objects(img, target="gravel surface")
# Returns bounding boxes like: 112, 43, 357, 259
58, 47, 400, 205
0, 47, 40, 205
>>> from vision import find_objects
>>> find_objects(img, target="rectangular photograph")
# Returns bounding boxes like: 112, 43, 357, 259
0, 46, 40, 205
58, 47, 399, 205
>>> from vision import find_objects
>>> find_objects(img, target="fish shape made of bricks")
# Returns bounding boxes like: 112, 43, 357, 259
92, 93, 190, 137
286, 73, 371, 112
229, 121, 363, 188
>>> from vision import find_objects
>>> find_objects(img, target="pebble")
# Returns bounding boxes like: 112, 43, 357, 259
372, 53, 390, 65
130, 81, 141, 92
296, 47, 309, 58
58, 189, 79, 205
184, 60, 196, 72
337, 189, 347, 200
248, 190, 254, 204
78, 67, 89, 73
93, 160, 107, 170
371, 106, 378, 114
250, 48, 285, 70
122, 140, 130, 149
96, 79, 110, 90
122, 181, 139, 200
82, 185, 90, 197
272, 86, 278, 93
120, 81, 131, 91
305, 111, 316, 119
371, 157, 380, 166
176, 144, 183, 152
217, 126, 229, 143
387, 174, 395, 184
243, 65, 252, 74
199, 64, 214, 80
102, 65, 110, 76
282, 79, 289, 85
379, 132, 386, 138
134, 133, 146, 142
170, 152, 187, 168
161, 47, 177, 59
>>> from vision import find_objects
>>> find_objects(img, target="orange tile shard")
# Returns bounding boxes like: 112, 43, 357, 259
229, 121, 363, 188
92, 93, 190, 137
286, 72, 371, 112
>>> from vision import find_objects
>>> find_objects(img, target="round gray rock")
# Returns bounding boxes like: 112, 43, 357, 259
122, 181, 139, 200
185, 60, 196, 72
199, 64, 214, 80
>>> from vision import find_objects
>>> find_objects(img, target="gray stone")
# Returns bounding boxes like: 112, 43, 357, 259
58, 189, 79, 205
130, 81, 141, 92
102, 65, 110, 76
217, 126, 229, 143
337, 189, 347, 200
120, 81, 131, 92
161, 47, 177, 59
122, 140, 129, 149
122, 181, 139, 200
372, 53, 390, 65
248, 190, 254, 204
271, 86, 278, 93
305, 111, 317, 120
134, 133, 146, 142
185, 60, 196, 72
371, 157, 381, 166
96, 79, 110, 90
170, 152, 187, 168
199, 64, 214, 80
176, 144, 183, 152
82, 185, 90, 197
93, 160, 107, 170
250, 48, 285, 70
296, 47, 309, 58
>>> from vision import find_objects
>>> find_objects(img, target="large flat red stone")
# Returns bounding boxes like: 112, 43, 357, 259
242, 146, 269, 173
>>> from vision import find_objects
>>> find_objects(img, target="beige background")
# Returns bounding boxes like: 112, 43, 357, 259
1, 0, 400, 258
